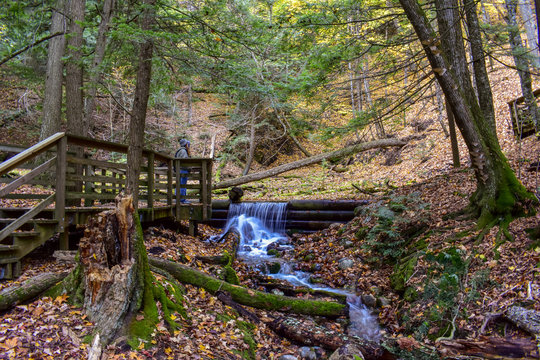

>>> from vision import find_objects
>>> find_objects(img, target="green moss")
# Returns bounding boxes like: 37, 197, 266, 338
391, 255, 418, 292
222, 265, 240, 285
268, 262, 281, 274
266, 249, 279, 257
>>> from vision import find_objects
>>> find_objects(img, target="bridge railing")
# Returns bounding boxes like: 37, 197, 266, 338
0, 132, 212, 244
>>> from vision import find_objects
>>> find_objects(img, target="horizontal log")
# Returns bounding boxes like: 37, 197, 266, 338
149, 257, 346, 317
210, 209, 355, 222
0, 271, 68, 311
210, 200, 368, 211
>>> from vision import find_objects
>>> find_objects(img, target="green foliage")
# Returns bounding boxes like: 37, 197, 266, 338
362, 193, 428, 263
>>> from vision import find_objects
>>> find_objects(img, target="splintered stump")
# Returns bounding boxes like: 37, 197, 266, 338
79, 196, 138, 345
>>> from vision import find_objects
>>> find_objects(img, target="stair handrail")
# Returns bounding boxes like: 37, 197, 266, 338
0, 132, 65, 176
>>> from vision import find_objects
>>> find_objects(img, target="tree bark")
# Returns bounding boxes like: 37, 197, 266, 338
0, 272, 68, 311
464, 0, 496, 131
445, 98, 461, 168
505, 306, 540, 335
437, 336, 539, 359
214, 138, 405, 189
65, 0, 85, 138
85, 0, 116, 133
149, 257, 347, 317
505, 0, 540, 130
126, 0, 155, 205
517, 0, 540, 68
399, 0, 538, 226
40, 0, 66, 141
78, 196, 139, 345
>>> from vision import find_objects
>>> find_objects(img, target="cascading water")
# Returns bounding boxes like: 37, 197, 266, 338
215, 202, 380, 342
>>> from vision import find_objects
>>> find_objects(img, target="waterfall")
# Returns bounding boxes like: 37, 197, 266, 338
215, 202, 288, 258
212, 201, 381, 342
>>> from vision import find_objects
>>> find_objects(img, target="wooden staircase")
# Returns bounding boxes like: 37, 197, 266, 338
0, 133, 213, 279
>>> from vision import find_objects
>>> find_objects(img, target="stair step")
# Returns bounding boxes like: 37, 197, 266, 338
0, 218, 58, 224
0, 244, 20, 252
10, 231, 40, 238
0, 257, 19, 264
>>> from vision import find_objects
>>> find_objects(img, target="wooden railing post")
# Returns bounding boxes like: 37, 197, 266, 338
175, 158, 180, 220
167, 159, 173, 207
55, 136, 67, 250
147, 152, 155, 217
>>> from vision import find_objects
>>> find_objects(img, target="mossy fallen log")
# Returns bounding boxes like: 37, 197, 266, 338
149, 257, 347, 317
0, 271, 68, 311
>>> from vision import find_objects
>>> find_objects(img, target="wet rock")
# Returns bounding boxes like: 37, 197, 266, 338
328, 343, 364, 360
267, 249, 280, 257
268, 262, 281, 274
299, 346, 324, 360
278, 355, 298, 360
338, 258, 354, 270
340, 239, 354, 249
304, 253, 315, 262
271, 289, 284, 296
361, 294, 377, 308
243, 245, 252, 252
378, 296, 391, 307
310, 263, 322, 272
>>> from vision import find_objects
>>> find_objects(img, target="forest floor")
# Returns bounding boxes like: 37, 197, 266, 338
0, 61, 539, 359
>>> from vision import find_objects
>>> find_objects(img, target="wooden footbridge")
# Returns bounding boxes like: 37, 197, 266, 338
0, 133, 212, 279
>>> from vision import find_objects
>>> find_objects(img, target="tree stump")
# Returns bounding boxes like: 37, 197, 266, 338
78, 196, 140, 345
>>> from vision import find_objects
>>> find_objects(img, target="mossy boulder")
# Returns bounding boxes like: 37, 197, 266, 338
390, 255, 418, 292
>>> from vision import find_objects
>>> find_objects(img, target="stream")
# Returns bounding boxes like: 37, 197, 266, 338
213, 202, 381, 342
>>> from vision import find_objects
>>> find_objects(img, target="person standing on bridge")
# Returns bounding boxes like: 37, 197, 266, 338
175, 138, 191, 203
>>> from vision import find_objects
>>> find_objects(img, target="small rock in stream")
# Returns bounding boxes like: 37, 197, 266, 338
361, 294, 377, 308
328, 343, 365, 360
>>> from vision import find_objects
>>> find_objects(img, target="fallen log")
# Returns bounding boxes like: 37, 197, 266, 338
0, 271, 68, 311
213, 138, 406, 189
505, 306, 540, 336
437, 336, 539, 359
268, 317, 395, 360
149, 257, 347, 317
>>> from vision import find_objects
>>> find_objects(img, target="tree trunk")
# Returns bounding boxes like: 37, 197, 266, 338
149, 257, 347, 317
399, 0, 537, 226
85, 0, 116, 132
464, 0, 496, 131
0, 272, 68, 311
213, 138, 405, 189
242, 113, 256, 176
435, 83, 449, 137
40, 0, 66, 141
126, 0, 155, 205
445, 98, 461, 168
505, 0, 540, 130
77, 196, 141, 345
517, 0, 540, 68
65, 0, 86, 205
65, 0, 85, 138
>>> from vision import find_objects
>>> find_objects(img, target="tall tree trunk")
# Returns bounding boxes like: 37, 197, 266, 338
505, 0, 540, 130
65, 0, 85, 138
243, 112, 256, 176
85, 0, 116, 134
399, 0, 537, 226
65, 0, 86, 206
517, 0, 540, 68
126, 0, 155, 206
464, 0, 497, 131
187, 84, 193, 125
40, 0, 66, 141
